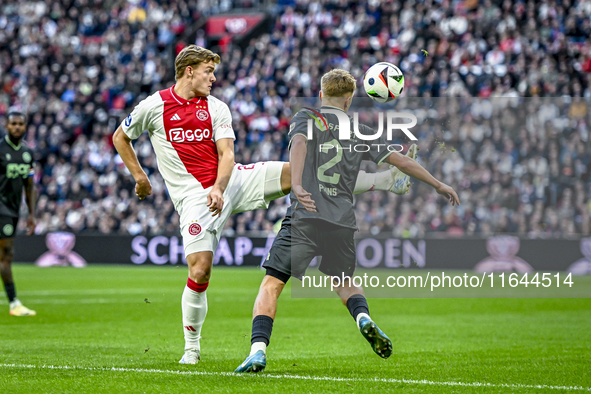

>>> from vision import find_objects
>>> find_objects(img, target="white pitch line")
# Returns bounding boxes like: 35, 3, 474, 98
0, 298, 121, 305
0, 363, 589, 391
17, 288, 171, 296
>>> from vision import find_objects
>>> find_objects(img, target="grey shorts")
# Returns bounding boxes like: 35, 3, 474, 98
262, 218, 356, 281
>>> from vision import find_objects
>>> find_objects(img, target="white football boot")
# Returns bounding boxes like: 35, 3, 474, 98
389, 143, 418, 195
9, 299, 36, 316
179, 348, 200, 364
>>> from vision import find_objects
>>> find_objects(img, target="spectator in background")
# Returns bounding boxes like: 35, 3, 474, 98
0, 0, 590, 238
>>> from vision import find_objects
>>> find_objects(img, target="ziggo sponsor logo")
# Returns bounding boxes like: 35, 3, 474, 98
168, 127, 212, 142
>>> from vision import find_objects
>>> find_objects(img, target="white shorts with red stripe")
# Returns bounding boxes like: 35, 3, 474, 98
179, 161, 284, 256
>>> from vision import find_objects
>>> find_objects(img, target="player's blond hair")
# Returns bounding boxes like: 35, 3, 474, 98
320, 69, 356, 97
175, 45, 221, 80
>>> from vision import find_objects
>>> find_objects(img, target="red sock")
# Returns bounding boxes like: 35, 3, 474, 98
187, 278, 209, 293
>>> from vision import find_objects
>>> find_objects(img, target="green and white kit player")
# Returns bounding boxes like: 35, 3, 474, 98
0, 112, 37, 316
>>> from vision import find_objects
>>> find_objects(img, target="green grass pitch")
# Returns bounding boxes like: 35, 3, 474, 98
1, 264, 590, 393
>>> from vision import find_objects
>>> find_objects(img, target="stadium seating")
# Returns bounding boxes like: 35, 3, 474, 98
0, 0, 589, 237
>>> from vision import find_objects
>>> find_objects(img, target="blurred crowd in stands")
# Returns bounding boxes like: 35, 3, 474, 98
1, 0, 590, 238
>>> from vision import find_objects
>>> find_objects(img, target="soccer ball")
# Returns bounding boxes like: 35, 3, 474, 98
363, 62, 405, 103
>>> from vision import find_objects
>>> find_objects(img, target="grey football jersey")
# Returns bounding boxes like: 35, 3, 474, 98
288, 106, 394, 229
0, 136, 34, 218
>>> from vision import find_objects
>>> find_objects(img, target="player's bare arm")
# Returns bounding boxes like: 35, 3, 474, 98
386, 151, 460, 206
209, 137, 234, 216
290, 135, 317, 212
24, 175, 36, 235
112, 126, 152, 200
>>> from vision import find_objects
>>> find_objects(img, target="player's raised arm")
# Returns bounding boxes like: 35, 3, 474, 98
386, 151, 460, 206
208, 138, 234, 216
290, 134, 316, 212
113, 125, 152, 200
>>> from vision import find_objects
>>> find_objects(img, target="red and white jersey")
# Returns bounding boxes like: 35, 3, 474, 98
121, 86, 235, 207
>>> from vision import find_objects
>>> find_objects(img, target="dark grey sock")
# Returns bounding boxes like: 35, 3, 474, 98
251, 315, 274, 346
4, 282, 16, 303
346, 294, 369, 322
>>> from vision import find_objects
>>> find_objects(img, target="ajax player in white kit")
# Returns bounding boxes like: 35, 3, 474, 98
113, 45, 416, 364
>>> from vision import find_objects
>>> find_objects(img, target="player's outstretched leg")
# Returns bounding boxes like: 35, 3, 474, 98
336, 287, 392, 359
0, 238, 36, 316
352, 143, 418, 196
389, 143, 418, 195
179, 251, 212, 364
273, 158, 416, 199
235, 273, 287, 373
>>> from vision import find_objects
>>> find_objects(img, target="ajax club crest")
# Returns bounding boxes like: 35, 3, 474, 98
196, 110, 209, 121
188, 221, 202, 236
